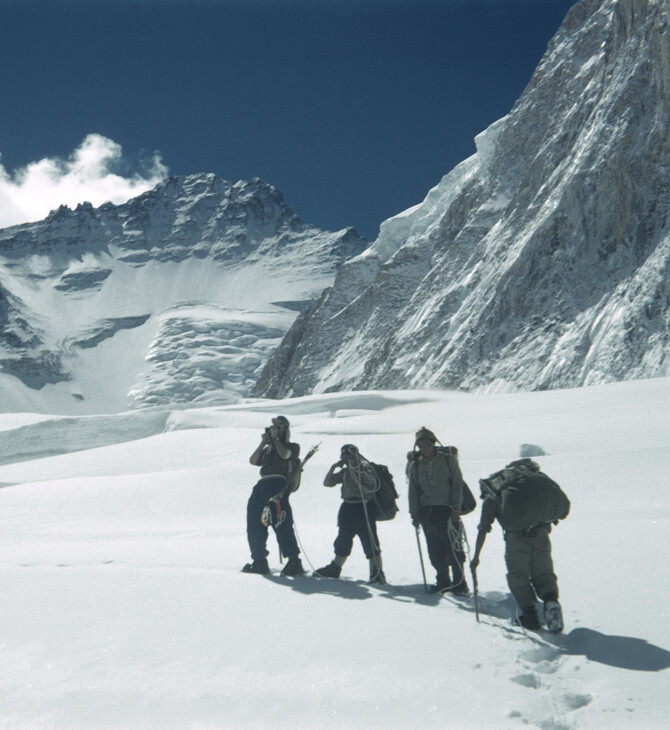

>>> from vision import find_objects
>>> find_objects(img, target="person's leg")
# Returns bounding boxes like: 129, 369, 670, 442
273, 493, 300, 559
333, 502, 358, 559
529, 527, 559, 601
354, 502, 380, 559
448, 519, 469, 594
246, 479, 279, 561
315, 503, 354, 578
421, 507, 451, 589
505, 531, 537, 608
529, 526, 563, 633
352, 501, 384, 584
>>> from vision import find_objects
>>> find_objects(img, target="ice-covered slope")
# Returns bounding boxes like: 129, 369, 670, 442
0, 379, 668, 728
254, 0, 670, 399
0, 174, 366, 413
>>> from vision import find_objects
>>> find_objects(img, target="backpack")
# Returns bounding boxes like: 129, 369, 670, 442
370, 463, 399, 521
459, 481, 477, 516
408, 445, 477, 516
480, 458, 570, 532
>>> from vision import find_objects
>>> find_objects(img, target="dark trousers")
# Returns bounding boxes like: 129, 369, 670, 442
246, 476, 300, 561
334, 501, 380, 559
504, 525, 559, 607
420, 506, 464, 584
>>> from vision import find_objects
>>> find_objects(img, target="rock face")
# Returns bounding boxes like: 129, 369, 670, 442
0, 174, 366, 413
254, 0, 670, 399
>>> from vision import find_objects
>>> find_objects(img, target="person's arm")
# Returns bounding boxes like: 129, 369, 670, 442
408, 463, 421, 527
324, 461, 345, 487
470, 498, 497, 568
470, 530, 487, 569
249, 429, 272, 465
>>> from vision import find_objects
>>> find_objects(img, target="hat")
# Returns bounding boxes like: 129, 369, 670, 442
415, 427, 438, 446
273, 415, 290, 427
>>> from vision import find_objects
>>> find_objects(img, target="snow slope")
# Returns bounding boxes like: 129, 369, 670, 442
255, 0, 670, 399
0, 378, 668, 729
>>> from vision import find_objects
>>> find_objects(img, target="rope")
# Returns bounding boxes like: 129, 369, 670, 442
288, 454, 384, 581
351, 457, 384, 578
447, 515, 470, 588
292, 516, 320, 574
347, 456, 381, 497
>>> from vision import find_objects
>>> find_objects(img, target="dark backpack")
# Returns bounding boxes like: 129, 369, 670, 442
481, 458, 570, 532
460, 482, 477, 516
370, 463, 399, 521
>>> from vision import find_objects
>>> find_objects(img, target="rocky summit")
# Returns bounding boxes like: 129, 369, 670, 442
254, 0, 670, 399
0, 174, 366, 413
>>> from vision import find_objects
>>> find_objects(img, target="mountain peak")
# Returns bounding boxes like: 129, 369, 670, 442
0, 175, 367, 414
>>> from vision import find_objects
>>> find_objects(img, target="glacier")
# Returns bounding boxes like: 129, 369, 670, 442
0, 174, 366, 413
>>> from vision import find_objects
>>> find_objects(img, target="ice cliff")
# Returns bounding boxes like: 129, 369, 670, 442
254, 0, 670, 398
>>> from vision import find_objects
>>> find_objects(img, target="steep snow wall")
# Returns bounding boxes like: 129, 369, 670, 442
254, 0, 670, 398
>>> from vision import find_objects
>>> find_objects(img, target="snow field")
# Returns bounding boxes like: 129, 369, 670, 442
0, 380, 668, 728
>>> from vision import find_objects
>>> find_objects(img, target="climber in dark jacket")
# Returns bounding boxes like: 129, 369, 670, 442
471, 460, 564, 633
242, 415, 304, 577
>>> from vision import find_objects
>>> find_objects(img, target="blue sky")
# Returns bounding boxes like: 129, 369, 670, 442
0, 0, 576, 239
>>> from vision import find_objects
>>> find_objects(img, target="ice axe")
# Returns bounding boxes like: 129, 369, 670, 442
471, 564, 480, 623
415, 526, 428, 591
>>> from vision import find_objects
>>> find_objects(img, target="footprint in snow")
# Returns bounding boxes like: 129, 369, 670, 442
520, 646, 561, 674
562, 693, 592, 710
521, 646, 561, 663
511, 672, 541, 689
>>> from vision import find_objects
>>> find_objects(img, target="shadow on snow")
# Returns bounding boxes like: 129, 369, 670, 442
268, 577, 670, 672
457, 589, 670, 673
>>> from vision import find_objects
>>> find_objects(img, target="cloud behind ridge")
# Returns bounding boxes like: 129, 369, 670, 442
0, 134, 168, 229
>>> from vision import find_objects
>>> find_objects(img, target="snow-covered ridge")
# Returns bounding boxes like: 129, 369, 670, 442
254, 0, 670, 399
371, 116, 506, 264
0, 174, 367, 413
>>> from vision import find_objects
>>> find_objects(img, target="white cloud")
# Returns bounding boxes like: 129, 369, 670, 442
0, 134, 168, 229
